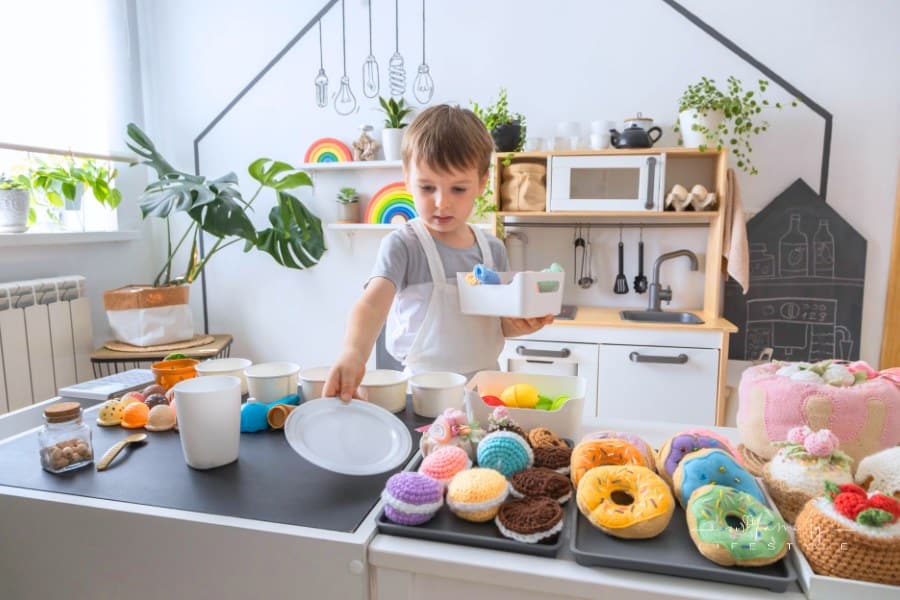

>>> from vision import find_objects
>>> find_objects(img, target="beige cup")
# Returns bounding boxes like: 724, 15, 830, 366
409, 371, 467, 418
196, 358, 252, 394
244, 362, 300, 403
299, 366, 331, 401
358, 369, 408, 413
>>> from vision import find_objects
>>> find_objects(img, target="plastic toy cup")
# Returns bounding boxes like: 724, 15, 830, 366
173, 375, 241, 469
151, 358, 200, 391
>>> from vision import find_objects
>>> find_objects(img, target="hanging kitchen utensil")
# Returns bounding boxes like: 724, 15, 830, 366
362, 0, 380, 98
633, 227, 648, 294
579, 225, 595, 289
614, 225, 629, 294
412, 0, 434, 103
573, 226, 585, 286
333, 0, 358, 115
314, 20, 328, 108
388, 0, 406, 97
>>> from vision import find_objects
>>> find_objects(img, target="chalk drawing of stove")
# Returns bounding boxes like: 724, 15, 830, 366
745, 297, 853, 361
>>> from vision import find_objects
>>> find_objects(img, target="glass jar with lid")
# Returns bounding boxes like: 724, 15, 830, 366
38, 401, 93, 473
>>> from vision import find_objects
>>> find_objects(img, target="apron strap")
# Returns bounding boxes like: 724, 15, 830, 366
471, 225, 494, 269
409, 218, 447, 283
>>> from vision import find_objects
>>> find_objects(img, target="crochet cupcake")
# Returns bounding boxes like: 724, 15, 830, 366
762, 426, 853, 523
533, 445, 572, 475
446, 468, 509, 522
509, 467, 572, 504
856, 446, 900, 499
487, 406, 528, 441
476, 430, 534, 478
795, 482, 900, 585
419, 445, 471, 487
495, 496, 564, 544
419, 408, 485, 461
381, 472, 444, 526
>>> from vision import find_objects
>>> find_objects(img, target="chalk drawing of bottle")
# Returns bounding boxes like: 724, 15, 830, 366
813, 219, 835, 278
779, 213, 808, 277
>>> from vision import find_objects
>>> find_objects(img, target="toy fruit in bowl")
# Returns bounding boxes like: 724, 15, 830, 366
500, 384, 539, 408
151, 358, 199, 391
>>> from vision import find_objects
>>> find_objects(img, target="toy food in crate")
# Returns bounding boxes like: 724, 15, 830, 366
466, 371, 585, 440
456, 263, 564, 318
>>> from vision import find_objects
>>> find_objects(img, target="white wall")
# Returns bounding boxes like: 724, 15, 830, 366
135, 0, 900, 368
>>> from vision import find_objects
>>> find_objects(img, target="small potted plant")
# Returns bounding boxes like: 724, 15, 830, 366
29, 157, 123, 230
675, 76, 797, 175
0, 173, 32, 233
379, 96, 413, 161
472, 87, 526, 152
336, 186, 360, 223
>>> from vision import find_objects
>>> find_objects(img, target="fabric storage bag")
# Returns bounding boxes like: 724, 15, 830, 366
500, 163, 546, 212
103, 285, 194, 347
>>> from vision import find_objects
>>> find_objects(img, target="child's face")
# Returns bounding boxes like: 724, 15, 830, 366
405, 160, 488, 237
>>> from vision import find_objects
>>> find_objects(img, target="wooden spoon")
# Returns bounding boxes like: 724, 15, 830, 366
96, 433, 148, 471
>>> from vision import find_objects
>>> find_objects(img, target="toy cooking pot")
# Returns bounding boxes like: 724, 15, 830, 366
609, 123, 663, 148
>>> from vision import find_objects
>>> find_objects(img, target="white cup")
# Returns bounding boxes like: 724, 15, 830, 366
590, 132, 610, 150
173, 375, 241, 470
358, 369, 408, 413
244, 362, 300, 403
195, 358, 252, 395
299, 366, 331, 401
409, 371, 467, 418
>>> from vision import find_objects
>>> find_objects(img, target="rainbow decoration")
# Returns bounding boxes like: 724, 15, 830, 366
303, 138, 353, 163
365, 181, 417, 224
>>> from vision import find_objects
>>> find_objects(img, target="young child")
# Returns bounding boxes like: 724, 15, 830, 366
323, 104, 553, 402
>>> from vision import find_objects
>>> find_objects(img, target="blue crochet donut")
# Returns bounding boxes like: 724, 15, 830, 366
476, 431, 534, 478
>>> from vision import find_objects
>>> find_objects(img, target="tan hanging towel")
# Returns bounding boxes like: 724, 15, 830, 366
499, 163, 546, 212
723, 168, 750, 293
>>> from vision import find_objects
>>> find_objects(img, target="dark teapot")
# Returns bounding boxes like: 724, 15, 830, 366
609, 123, 662, 149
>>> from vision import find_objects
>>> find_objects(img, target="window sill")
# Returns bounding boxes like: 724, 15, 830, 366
0, 230, 141, 248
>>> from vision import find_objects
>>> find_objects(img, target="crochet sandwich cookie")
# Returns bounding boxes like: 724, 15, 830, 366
446, 468, 509, 522
476, 430, 534, 478
533, 445, 572, 475
419, 445, 471, 487
509, 467, 572, 504
381, 472, 444, 526
495, 496, 564, 544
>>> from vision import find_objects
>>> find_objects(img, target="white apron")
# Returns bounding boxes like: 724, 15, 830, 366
396, 218, 505, 377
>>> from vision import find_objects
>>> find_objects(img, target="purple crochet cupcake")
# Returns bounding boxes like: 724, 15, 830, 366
382, 472, 444, 526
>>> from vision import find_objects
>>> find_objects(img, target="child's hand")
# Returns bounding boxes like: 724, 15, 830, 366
501, 314, 554, 338
323, 351, 367, 403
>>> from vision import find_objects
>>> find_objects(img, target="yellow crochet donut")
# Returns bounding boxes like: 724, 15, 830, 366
576, 465, 674, 539
570, 439, 650, 487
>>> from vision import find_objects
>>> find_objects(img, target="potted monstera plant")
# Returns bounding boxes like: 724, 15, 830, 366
104, 123, 326, 347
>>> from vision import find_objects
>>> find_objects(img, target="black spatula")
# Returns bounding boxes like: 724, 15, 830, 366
614, 226, 628, 294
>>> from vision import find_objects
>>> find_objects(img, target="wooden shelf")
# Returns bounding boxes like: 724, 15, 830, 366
495, 147, 723, 160
497, 210, 719, 226
326, 223, 491, 231
300, 160, 402, 172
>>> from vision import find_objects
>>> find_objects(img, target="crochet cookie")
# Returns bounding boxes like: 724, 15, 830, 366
446, 468, 509, 522
495, 496, 564, 544
419, 445, 471, 487
476, 431, 534, 478
528, 427, 568, 450
509, 467, 572, 504
533, 445, 572, 475
381, 472, 444, 526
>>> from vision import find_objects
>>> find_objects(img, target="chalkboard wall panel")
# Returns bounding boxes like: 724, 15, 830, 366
725, 179, 866, 361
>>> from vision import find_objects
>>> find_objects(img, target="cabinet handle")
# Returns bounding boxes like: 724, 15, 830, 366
629, 351, 688, 364
644, 156, 657, 210
516, 345, 570, 359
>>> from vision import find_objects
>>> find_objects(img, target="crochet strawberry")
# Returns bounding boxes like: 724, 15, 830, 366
825, 481, 866, 499
867, 494, 900, 521
834, 492, 869, 520
824, 481, 900, 526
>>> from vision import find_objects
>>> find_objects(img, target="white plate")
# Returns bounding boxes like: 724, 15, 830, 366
283, 397, 412, 476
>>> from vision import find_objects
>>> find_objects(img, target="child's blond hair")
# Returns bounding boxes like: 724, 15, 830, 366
401, 104, 494, 177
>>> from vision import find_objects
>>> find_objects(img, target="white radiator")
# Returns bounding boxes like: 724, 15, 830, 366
0, 276, 93, 414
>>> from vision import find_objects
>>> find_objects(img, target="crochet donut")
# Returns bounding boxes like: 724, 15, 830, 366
656, 429, 741, 486
672, 448, 763, 508
576, 465, 674, 539
570, 439, 649, 488
686, 484, 789, 567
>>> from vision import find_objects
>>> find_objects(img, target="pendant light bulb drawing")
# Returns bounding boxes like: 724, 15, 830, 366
314, 20, 328, 108
388, 0, 406, 97
333, 0, 357, 115
413, 0, 433, 103
362, 0, 380, 98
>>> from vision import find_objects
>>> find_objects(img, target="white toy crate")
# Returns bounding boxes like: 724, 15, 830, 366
456, 271, 564, 318
465, 371, 585, 440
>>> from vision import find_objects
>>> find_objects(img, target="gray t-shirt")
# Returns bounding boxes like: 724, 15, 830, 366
369, 223, 508, 289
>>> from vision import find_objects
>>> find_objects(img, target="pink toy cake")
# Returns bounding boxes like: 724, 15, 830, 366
762, 426, 854, 523
737, 360, 900, 465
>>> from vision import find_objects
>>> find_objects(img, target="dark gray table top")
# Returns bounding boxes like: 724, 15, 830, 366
0, 398, 428, 533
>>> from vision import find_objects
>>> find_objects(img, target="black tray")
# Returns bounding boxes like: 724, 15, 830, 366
376, 456, 568, 558
570, 503, 797, 592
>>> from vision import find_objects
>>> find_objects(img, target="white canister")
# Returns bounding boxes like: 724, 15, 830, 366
173, 375, 241, 470
244, 362, 300, 403
196, 358, 252, 395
